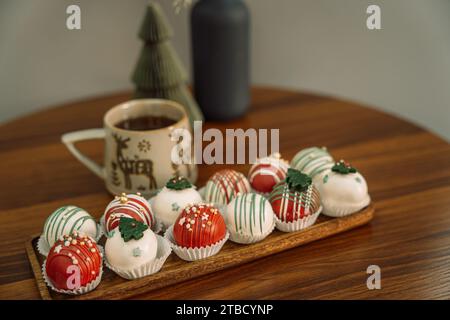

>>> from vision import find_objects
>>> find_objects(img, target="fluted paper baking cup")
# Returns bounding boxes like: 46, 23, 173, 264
42, 260, 103, 295
37, 226, 103, 257
228, 219, 276, 244
321, 196, 371, 218
275, 206, 322, 232
164, 226, 229, 261
36, 234, 50, 256
104, 235, 172, 280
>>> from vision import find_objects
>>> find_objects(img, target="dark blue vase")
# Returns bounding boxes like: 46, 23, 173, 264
191, 0, 250, 121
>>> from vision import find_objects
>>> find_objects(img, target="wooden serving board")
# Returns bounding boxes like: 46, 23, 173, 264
26, 204, 374, 300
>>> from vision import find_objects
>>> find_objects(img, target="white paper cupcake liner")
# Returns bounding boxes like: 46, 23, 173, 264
274, 206, 322, 232
164, 226, 229, 261
228, 219, 276, 244
37, 234, 50, 257
37, 225, 103, 257
104, 235, 172, 280
42, 259, 103, 295
321, 196, 371, 218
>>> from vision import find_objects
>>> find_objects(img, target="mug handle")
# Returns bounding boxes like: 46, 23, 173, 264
61, 128, 106, 180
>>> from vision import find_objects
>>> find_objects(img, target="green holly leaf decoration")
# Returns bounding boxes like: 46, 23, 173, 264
166, 176, 192, 190
119, 217, 148, 242
285, 168, 312, 192
332, 161, 357, 174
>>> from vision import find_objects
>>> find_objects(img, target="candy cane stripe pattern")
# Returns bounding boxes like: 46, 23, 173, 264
102, 193, 155, 234
269, 181, 321, 222
290, 147, 334, 181
42, 206, 99, 249
248, 154, 289, 194
204, 169, 251, 205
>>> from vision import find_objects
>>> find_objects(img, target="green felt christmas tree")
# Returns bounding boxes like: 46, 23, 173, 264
132, 2, 203, 126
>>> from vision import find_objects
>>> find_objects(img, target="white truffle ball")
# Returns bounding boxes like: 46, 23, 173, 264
316, 171, 371, 217
105, 228, 157, 271
152, 186, 202, 228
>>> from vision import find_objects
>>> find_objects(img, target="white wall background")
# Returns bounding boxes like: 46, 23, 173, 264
1, 0, 449, 140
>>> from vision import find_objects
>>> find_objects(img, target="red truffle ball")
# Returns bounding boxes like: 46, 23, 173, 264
204, 169, 251, 205
269, 181, 321, 222
248, 155, 289, 194
45, 232, 102, 291
103, 193, 155, 234
173, 204, 227, 248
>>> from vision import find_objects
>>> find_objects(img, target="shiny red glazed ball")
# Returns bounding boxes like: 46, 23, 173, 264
45, 232, 102, 291
173, 204, 227, 248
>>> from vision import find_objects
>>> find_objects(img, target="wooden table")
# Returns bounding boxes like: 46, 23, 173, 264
1, 87, 449, 299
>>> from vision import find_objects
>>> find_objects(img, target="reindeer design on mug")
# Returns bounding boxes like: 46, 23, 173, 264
112, 133, 157, 190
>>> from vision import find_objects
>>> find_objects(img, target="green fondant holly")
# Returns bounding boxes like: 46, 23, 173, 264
332, 160, 357, 174
285, 168, 312, 192
119, 217, 148, 242
166, 176, 192, 190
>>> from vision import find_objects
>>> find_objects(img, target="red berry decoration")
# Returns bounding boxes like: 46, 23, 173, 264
173, 204, 227, 248
269, 169, 321, 222
248, 153, 289, 194
45, 232, 102, 291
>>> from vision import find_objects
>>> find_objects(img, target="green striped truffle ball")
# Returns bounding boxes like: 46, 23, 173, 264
225, 193, 274, 238
290, 147, 334, 180
42, 206, 99, 249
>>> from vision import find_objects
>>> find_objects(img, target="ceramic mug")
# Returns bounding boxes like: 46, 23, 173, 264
62, 99, 197, 197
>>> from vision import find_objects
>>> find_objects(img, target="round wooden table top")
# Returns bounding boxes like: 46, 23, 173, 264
1, 87, 449, 299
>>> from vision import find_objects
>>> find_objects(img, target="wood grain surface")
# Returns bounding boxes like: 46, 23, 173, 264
0, 87, 449, 299
26, 206, 374, 300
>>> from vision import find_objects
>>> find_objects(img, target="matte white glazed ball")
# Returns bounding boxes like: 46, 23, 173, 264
315, 161, 371, 217
152, 177, 202, 229
105, 220, 158, 271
